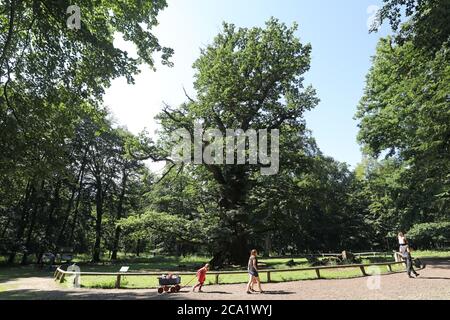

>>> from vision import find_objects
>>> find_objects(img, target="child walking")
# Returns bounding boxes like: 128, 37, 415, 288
193, 263, 209, 292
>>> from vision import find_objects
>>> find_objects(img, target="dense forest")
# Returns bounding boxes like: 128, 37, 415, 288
0, 0, 449, 267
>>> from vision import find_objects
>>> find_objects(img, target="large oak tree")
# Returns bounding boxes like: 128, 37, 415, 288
155, 18, 319, 265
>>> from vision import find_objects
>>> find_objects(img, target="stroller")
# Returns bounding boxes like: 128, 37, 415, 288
157, 274, 181, 294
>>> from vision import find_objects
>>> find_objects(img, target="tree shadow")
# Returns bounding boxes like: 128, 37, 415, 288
421, 258, 450, 266
201, 291, 232, 295
0, 266, 52, 284
415, 277, 450, 280
0, 288, 195, 300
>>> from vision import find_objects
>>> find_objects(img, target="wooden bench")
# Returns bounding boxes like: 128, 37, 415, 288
56, 248, 74, 264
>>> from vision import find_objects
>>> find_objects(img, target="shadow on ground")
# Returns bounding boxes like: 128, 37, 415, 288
261, 290, 295, 295
0, 267, 51, 284
0, 288, 193, 300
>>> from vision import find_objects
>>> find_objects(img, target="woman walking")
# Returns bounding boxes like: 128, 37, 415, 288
398, 232, 407, 250
246, 249, 263, 294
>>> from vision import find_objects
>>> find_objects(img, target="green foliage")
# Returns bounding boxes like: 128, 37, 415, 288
249, 151, 374, 252
356, 0, 450, 245
356, 35, 450, 225
356, 38, 450, 163
1, 0, 448, 268
408, 222, 450, 247
0, 0, 169, 263
119, 210, 215, 249
155, 18, 319, 265
191, 18, 318, 129
375, 0, 450, 52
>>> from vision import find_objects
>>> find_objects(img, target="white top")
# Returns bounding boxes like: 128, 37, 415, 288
398, 235, 407, 245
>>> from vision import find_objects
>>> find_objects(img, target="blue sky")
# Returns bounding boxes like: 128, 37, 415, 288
104, 0, 390, 172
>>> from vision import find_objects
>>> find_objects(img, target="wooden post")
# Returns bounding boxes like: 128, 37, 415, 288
267, 272, 271, 283
359, 266, 367, 276
315, 268, 321, 279
215, 274, 219, 285
59, 272, 66, 283
394, 252, 400, 262
387, 264, 393, 272
115, 275, 121, 288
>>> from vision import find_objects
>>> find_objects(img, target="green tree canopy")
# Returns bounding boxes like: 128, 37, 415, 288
154, 18, 319, 265
374, 0, 450, 52
0, 0, 171, 263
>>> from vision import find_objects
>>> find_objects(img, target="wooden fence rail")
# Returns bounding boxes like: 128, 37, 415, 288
54, 260, 411, 289
268, 252, 391, 259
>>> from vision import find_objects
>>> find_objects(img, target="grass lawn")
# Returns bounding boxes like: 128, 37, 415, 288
1, 250, 448, 290
410, 250, 450, 259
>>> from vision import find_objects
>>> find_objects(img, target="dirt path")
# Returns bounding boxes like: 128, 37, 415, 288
1, 259, 450, 300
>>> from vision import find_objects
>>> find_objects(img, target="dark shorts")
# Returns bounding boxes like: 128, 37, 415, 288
249, 270, 259, 277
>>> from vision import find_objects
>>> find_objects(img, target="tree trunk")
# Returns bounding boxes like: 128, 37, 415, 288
44, 181, 61, 252
210, 232, 249, 268
111, 230, 121, 260
8, 182, 33, 264
56, 185, 76, 248
21, 181, 44, 265
36, 252, 44, 265
265, 235, 271, 257
111, 172, 128, 260
0, 218, 10, 239
68, 185, 83, 245
136, 239, 141, 257
209, 170, 251, 267
92, 179, 104, 263
59, 150, 87, 248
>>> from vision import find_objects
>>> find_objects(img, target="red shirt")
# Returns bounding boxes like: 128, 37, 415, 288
197, 267, 207, 283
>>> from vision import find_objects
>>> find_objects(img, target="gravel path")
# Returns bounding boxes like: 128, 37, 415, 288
1, 259, 450, 300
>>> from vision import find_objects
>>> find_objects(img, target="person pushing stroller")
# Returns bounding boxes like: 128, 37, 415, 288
398, 232, 420, 278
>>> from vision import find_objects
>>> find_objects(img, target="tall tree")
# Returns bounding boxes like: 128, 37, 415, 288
154, 18, 319, 265
356, 37, 449, 222
357, 0, 450, 236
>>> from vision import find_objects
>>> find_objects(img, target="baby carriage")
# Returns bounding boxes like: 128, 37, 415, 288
157, 274, 181, 294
